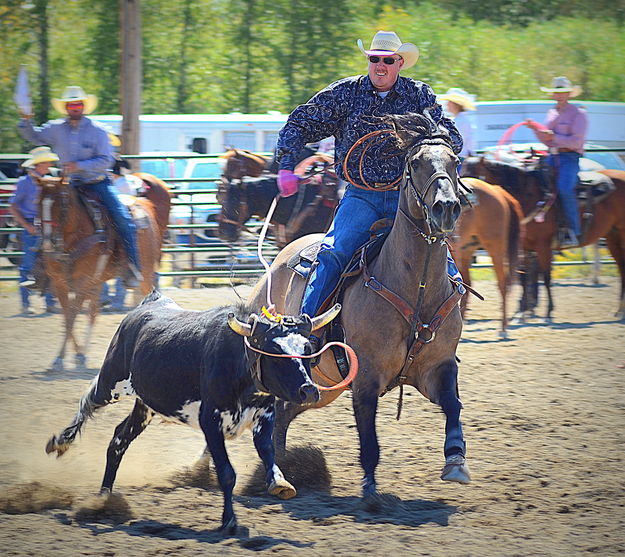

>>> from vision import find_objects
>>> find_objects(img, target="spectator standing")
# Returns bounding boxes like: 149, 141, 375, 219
438, 88, 477, 160
10, 146, 58, 315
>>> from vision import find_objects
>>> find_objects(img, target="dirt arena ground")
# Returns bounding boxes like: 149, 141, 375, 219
0, 276, 623, 556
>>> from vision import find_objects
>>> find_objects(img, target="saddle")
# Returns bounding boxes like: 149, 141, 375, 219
554, 171, 616, 242
286, 219, 394, 380
74, 186, 150, 264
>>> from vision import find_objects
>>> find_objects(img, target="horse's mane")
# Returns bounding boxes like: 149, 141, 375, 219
381, 112, 451, 151
462, 156, 547, 194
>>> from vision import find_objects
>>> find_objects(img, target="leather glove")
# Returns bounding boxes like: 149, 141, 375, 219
277, 169, 299, 197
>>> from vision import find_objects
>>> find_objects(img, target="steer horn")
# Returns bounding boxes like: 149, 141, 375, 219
310, 303, 342, 332
227, 313, 253, 336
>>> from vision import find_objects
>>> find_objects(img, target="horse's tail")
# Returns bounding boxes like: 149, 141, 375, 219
501, 189, 524, 286
134, 172, 172, 238
45, 376, 107, 458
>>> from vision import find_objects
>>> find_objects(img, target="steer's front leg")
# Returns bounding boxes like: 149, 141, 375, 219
199, 403, 238, 534
252, 403, 296, 500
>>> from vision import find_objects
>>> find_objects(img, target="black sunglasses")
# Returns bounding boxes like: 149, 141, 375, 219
368, 56, 400, 65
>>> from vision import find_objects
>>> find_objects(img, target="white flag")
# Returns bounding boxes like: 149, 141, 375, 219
14, 65, 32, 116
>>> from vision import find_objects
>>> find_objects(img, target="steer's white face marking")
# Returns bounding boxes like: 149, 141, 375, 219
273, 333, 308, 373
217, 406, 272, 440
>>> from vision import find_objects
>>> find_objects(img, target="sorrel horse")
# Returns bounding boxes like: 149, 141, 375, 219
462, 157, 625, 321
248, 113, 470, 497
36, 173, 171, 371
218, 154, 340, 247
449, 177, 524, 337
221, 148, 268, 182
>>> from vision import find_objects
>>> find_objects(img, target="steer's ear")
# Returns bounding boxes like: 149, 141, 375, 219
310, 303, 341, 332
228, 313, 252, 336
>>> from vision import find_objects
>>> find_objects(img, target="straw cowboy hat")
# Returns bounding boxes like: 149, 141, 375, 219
438, 88, 477, 111
51, 85, 98, 115
540, 76, 582, 98
22, 146, 59, 168
357, 31, 420, 70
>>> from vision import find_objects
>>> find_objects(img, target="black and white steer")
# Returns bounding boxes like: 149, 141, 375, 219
46, 290, 339, 533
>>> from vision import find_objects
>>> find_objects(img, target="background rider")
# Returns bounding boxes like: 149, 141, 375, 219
17, 86, 143, 287
525, 76, 588, 248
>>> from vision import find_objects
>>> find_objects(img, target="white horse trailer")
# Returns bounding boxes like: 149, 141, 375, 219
91, 101, 625, 154
91, 112, 288, 154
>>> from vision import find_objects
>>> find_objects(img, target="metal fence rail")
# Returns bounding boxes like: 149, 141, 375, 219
1, 150, 620, 284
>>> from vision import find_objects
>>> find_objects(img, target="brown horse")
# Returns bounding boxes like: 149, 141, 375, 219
248, 113, 470, 498
462, 157, 625, 321
450, 177, 524, 337
217, 153, 340, 248
36, 173, 171, 371
221, 149, 268, 182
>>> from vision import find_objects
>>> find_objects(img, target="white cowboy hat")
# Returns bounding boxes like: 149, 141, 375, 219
51, 85, 98, 115
22, 146, 59, 168
540, 76, 582, 98
357, 31, 420, 70
438, 88, 477, 111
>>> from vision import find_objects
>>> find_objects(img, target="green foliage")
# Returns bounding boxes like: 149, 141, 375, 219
0, 0, 622, 152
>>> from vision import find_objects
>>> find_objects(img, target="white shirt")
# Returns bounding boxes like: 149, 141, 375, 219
454, 111, 477, 158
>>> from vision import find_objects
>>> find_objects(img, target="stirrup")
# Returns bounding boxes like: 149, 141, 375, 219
123, 263, 143, 288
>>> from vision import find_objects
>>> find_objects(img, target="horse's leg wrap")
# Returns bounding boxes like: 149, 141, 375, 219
352, 388, 380, 497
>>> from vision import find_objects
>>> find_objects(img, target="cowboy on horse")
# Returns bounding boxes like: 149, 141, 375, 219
525, 76, 588, 249
275, 31, 464, 356
17, 85, 143, 287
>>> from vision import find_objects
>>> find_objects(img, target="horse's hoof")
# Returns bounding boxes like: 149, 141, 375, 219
50, 357, 64, 372
441, 454, 471, 484
219, 517, 238, 536
75, 353, 87, 368
498, 330, 508, 340
268, 478, 296, 500
99, 487, 112, 496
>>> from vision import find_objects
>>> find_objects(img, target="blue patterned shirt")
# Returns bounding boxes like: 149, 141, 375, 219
18, 116, 113, 183
276, 75, 462, 187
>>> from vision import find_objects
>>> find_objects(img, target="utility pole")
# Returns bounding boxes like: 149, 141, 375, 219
120, 0, 142, 167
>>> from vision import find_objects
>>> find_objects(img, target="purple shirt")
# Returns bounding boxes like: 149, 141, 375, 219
544, 103, 588, 153
9, 174, 39, 220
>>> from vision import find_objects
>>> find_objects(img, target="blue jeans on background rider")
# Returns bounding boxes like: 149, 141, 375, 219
100, 277, 126, 310
75, 176, 141, 268
19, 226, 55, 310
300, 186, 462, 317
548, 152, 581, 236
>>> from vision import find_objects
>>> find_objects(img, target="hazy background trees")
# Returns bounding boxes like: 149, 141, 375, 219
0, 0, 622, 151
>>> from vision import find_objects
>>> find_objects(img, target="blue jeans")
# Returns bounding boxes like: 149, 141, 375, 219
77, 177, 140, 268
301, 186, 462, 317
100, 277, 126, 309
19, 227, 55, 309
548, 152, 581, 236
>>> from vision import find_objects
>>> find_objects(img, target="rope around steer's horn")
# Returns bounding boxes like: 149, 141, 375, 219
243, 337, 359, 391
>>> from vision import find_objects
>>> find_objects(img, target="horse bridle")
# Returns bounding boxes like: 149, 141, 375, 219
398, 137, 459, 243
40, 181, 70, 254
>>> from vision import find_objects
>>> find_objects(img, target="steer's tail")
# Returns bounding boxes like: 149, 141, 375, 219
45, 377, 107, 458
